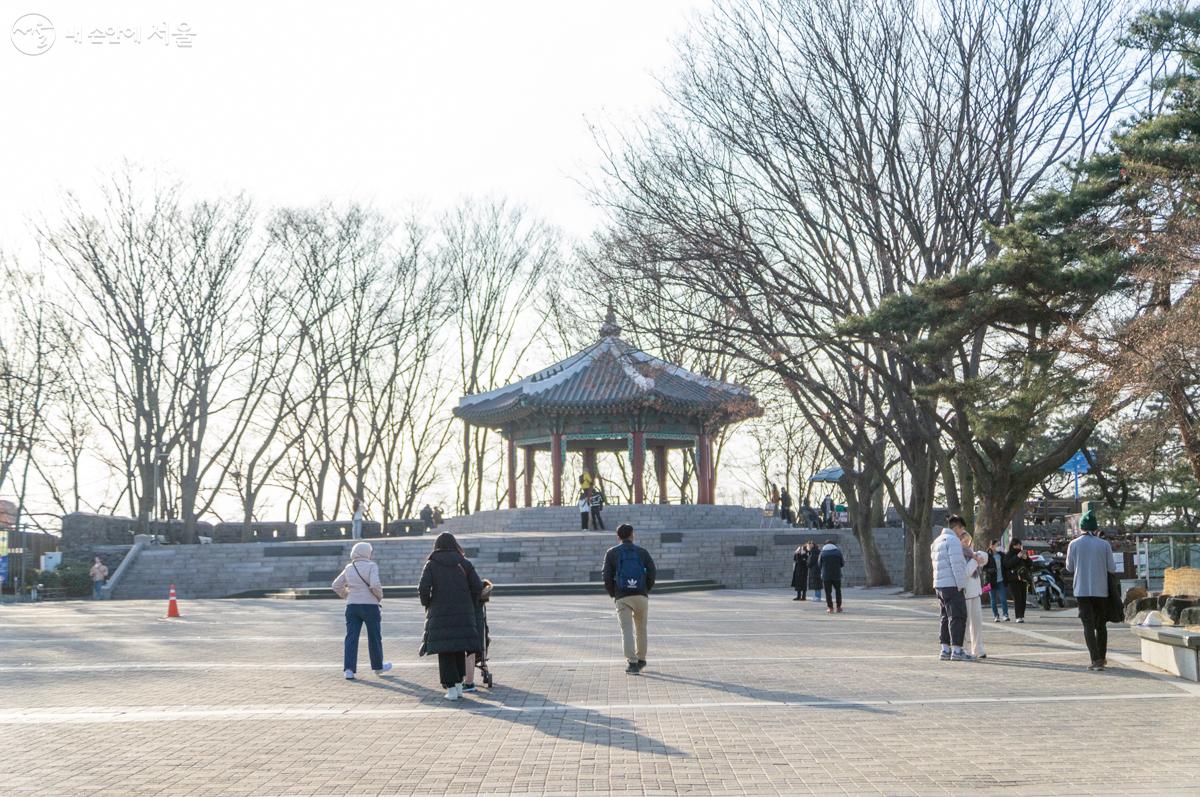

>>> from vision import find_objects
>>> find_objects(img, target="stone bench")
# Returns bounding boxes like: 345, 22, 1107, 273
1133, 625, 1200, 681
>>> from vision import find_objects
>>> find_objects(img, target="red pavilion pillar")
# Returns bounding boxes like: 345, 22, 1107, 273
631, 431, 645, 504
697, 432, 711, 505
550, 432, 563, 506
506, 436, 517, 509
653, 445, 668, 504
523, 445, 534, 508
707, 437, 718, 504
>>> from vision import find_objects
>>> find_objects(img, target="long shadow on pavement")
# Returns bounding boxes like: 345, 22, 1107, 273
980, 657, 1161, 683
353, 674, 688, 757
638, 670, 895, 715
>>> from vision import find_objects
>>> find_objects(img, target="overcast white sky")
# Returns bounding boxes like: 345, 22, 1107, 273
5, 1, 800, 522
4, 0, 711, 248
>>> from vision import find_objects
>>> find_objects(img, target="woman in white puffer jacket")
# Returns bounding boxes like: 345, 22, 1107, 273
958, 531, 990, 659
332, 541, 392, 680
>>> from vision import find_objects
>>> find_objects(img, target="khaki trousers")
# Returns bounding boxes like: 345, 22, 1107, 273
965, 595, 986, 657
615, 594, 649, 663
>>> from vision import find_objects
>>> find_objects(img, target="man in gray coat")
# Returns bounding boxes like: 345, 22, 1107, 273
1065, 510, 1116, 671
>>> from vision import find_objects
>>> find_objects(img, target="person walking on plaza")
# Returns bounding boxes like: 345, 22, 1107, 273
590, 486, 606, 530
932, 516, 971, 661
1004, 539, 1032, 623
982, 539, 1010, 622
958, 531, 989, 659
791, 544, 809, 600
89, 556, 108, 600
602, 523, 656, 673
818, 539, 845, 613
419, 532, 484, 699
1065, 510, 1117, 671
332, 541, 392, 680
806, 541, 823, 602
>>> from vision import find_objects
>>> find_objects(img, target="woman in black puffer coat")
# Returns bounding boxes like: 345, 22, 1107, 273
791, 545, 809, 600
419, 532, 483, 699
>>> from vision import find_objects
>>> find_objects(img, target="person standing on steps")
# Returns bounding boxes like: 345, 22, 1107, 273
780, 487, 793, 524
89, 556, 109, 600
602, 523, 656, 674
1003, 539, 1031, 623
418, 532, 484, 700
1065, 510, 1117, 671
932, 516, 971, 661
590, 485, 606, 531
791, 544, 809, 600
818, 539, 845, 613
578, 492, 592, 530
806, 541, 823, 603
332, 542, 392, 680
351, 498, 365, 540
820, 494, 835, 528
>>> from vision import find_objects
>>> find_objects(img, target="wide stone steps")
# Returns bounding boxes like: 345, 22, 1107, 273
251, 578, 724, 600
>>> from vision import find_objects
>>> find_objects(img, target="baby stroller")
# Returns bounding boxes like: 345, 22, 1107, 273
474, 581, 494, 688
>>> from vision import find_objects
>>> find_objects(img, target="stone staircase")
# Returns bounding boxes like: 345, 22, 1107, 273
255, 578, 725, 600
438, 504, 789, 534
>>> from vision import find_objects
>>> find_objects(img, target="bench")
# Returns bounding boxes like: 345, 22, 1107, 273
37, 587, 69, 601
1133, 625, 1200, 681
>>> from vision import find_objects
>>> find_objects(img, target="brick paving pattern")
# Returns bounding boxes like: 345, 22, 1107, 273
2, 588, 1197, 795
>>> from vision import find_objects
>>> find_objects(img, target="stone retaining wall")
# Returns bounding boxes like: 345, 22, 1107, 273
108, 527, 906, 599
437, 504, 792, 534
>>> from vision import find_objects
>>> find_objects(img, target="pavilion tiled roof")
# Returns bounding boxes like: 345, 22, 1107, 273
454, 327, 760, 429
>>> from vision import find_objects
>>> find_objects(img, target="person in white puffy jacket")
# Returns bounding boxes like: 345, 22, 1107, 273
956, 530, 990, 660
332, 541, 392, 680
931, 517, 970, 661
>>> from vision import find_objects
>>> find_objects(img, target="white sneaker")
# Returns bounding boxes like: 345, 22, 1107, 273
445, 687, 460, 700
455, 683, 465, 699
344, 669, 355, 680
374, 663, 392, 675
993, 617, 1002, 623
1016, 618, 1025, 624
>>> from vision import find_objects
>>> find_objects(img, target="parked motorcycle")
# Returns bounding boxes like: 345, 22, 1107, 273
1030, 555, 1067, 610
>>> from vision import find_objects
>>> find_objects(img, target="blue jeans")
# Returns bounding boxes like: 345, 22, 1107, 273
93, 581, 104, 599
344, 604, 383, 673
988, 582, 1009, 618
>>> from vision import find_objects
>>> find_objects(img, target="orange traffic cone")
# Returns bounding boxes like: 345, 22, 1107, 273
165, 584, 181, 618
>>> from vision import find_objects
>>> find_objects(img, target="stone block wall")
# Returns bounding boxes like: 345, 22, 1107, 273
61, 513, 139, 563
437, 504, 792, 534
107, 527, 906, 599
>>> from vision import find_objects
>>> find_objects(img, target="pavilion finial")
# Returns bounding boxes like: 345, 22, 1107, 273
599, 302, 621, 339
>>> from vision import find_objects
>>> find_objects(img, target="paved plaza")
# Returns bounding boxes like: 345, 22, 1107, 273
2, 588, 1198, 796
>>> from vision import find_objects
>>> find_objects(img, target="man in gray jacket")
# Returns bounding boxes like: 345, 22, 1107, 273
1065, 510, 1116, 671
931, 516, 970, 661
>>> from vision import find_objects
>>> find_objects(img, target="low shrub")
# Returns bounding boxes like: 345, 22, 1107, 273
56, 565, 94, 597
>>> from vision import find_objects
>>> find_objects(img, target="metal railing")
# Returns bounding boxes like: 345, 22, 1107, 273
1134, 532, 1200, 590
